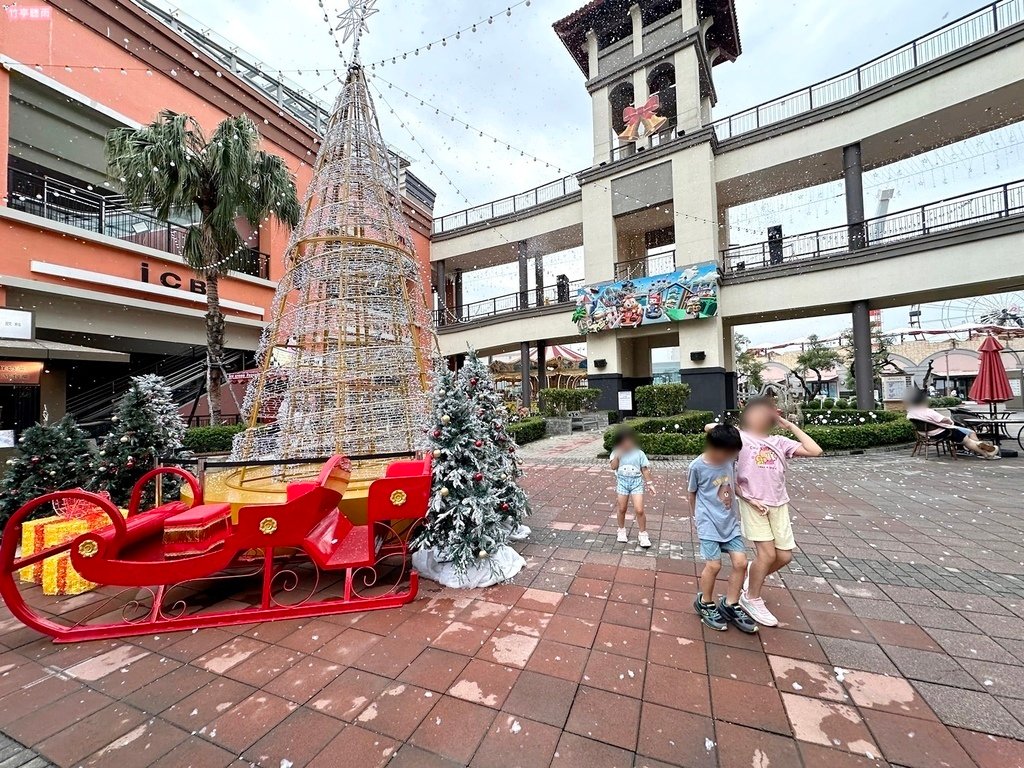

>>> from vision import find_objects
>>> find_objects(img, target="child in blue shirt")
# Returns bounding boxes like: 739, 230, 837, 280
687, 424, 757, 633
609, 427, 655, 548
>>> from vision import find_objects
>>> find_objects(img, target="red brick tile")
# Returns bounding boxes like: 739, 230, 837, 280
410, 695, 496, 764
649, 607, 704, 640
35, 703, 149, 766
352, 634, 427, 677
554, 731, 634, 768
354, 682, 438, 740
710, 675, 789, 734
504, 670, 577, 728
715, 721, 803, 768
204, 691, 297, 752
315, 627, 382, 665
191, 635, 270, 675
646, 632, 706, 674
483, 583, 528, 606
781, 693, 878, 757
148, 736, 237, 768
577, 563, 618, 580
759, 627, 829, 663
803, 609, 871, 641
309, 667, 391, 721
386, 744, 464, 767
798, 742, 891, 767
862, 709, 974, 768
431, 620, 493, 655
843, 669, 937, 721
243, 707, 341, 767
544, 613, 600, 647
263, 654, 343, 703
602, 600, 653, 630
80, 719, 191, 768
351, 607, 411, 636
161, 627, 240, 662
307, 724, 399, 768
277, 619, 347, 653
499, 607, 553, 637
473, 713, 561, 768
654, 572, 697, 593
5, 687, 113, 746
768, 655, 850, 701
706, 644, 773, 685
399, 647, 471, 691
566, 686, 641, 751
609, 582, 654, 605
568, 577, 612, 600
582, 650, 646, 698
459, 599, 513, 630
637, 663, 709, 716
448, 658, 519, 709
524, 640, 589, 682
163, 677, 255, 730
863, 619, 941, 651
615, 566, 657, 587
516, 587, 564, 613
593, 622, 649, 659
222, 643, 303, 686
123, 663, 216, 714
555, 594, 606, 621
637, 702, 715, 767
950, 727, 1024, 768
0, 672, 85, 729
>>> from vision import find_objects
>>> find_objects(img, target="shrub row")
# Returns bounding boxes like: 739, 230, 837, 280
182, 424, 245, 454
508, 417, 546, 445
929, 396, 963, 408
803, 409, 902, 426
538, 388, 600, 417
634, 384, 691, 417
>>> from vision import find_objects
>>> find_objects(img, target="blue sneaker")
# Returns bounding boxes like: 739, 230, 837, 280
718, 596, 759, 634
694, 591, 727, 631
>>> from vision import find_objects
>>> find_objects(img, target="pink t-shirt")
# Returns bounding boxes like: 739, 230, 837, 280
735, 431, 801, 506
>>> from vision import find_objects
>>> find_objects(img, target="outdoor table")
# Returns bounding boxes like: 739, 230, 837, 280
962, 417, 1024, 453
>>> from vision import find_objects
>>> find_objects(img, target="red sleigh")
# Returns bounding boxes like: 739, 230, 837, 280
0, 455, 431, 643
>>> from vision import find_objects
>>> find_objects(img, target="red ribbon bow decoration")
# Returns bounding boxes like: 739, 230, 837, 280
622, 94, 661, 129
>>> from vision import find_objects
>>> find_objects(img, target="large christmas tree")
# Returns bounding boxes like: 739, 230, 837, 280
458, 350, 530, 540
90, 375, 186, 506
412, 368, 524, 586
0, 415, 95, 526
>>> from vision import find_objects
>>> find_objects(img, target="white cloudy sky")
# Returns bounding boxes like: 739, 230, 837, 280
164, 0, 1024, 346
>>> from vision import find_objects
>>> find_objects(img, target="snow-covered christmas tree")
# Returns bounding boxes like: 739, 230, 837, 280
0, 415, 95, 526
458, 350, 530, 541
90, 375, 186, 506
412, 367, 524, 587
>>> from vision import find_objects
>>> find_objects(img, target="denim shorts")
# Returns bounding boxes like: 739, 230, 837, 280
699, 535, 746, 560
616, 474, 644, 496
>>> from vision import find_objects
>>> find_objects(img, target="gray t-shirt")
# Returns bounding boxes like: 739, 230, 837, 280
687, 455, 741, 542
613, 448, 649, 478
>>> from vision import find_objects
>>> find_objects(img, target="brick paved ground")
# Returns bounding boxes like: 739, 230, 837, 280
1, 441, 1024, 767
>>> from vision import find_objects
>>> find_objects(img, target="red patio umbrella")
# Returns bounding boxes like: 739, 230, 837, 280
969, 335, 1013, 419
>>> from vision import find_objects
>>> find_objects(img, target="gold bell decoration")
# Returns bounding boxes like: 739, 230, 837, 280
617, 94, 667, 143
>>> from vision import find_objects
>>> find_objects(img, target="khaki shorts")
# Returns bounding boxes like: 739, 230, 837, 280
738, 499, 796, 551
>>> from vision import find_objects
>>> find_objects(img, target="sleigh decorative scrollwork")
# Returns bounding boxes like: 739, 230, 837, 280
0, 454, 431, 643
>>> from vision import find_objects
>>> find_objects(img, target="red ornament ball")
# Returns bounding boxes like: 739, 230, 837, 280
473, 472, 483, 482
432, 429, 441, 438
30, 456, 40, 463
470, 377, 479, 386
501, 503, 509, 511
475, 440, 483, 448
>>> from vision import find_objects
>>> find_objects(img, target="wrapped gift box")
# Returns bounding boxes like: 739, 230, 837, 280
162, 503, 233, 557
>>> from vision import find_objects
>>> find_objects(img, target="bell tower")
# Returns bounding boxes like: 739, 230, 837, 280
554, 1, 742, 415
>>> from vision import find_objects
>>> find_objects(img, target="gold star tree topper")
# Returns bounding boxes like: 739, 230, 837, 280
336, 0, 379, 60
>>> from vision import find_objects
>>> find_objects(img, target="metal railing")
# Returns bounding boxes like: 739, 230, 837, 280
613, 250, 676, 281
437, 278, 584, 325
722, 178, 1024, 272
433, 174, 582, 234
6, 167, 270, 279
712, 0, 1024, 141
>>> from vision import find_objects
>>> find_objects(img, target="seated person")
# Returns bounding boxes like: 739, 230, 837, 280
905, 388, 999, 460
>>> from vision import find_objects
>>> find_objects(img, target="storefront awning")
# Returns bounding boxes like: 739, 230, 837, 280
0, 339, 130, 363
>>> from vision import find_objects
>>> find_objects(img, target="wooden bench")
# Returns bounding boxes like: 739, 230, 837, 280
569, 411, 603, 431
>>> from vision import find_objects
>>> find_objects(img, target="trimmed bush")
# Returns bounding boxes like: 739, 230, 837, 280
538, 388, 600, 417
822, 398, 835, 409
804, 399, 821, 410
803, 420, 915, 451
634, 384, 691, 417
626, 412, 715, 435
802, 409, 902, 426
183, 424, 245, 454
929, 396, 963, 408
834, 398, 850, 409
509, 417, 546, 445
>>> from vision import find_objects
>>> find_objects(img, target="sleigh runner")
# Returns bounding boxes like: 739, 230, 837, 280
0, 454, 430, 643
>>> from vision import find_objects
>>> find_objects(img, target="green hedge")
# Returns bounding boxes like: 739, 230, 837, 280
602, 412, 713, 452
803, 409, 902, 426
183, 425, 245, 454
538, 388, 600, 417
634, 384, 691, 417
509, 417, 546, 445
929, 396, 963, 408
803, 420, 915, 451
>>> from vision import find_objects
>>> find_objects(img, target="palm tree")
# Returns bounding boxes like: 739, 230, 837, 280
106, 111, 301, 424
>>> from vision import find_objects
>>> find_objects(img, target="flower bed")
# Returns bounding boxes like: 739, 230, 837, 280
802, 410, 902, 426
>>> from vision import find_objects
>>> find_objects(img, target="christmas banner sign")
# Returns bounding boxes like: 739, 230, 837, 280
571, 261, 719, 334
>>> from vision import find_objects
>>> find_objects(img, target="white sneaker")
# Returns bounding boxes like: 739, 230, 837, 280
742, 562, 751, 594
739, 593, 779, 627
616, 528, 628, 543
638, 531, 652, 548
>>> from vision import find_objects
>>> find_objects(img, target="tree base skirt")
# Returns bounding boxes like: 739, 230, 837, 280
413, 546, 525, 589
508, 524, 531, 542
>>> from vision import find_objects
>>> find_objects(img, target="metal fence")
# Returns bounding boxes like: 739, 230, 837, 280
722, 178, 1024, 272
613, 250, 676, 281
6, 167, 270, 279
437, 278, 584, 325
712, 0, 1024, 141
433, 174, 581, 234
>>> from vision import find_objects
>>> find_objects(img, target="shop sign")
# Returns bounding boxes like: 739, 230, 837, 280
0, 361, 44, 386
0, 308, 34, 341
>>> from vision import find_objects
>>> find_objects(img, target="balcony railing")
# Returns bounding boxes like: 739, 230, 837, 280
433, 174, 582, 235
437, 278, 584, 326
722, 178, 1024, 272
613, 250, 676, 281
6, 167, 270, 279
712, 0, 1024, 141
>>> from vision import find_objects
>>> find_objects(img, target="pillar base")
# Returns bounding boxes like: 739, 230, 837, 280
588, 373, 653, 417
679, 368, 736, 415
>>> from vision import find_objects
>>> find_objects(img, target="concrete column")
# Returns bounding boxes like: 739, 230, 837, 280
852, 300, 874, 409
629, 4, 643, 57
537, 340, 548, 392
453, 269, 464, 320
434, 259, 446, 325
534, 254, 545, 308
517, 242, 529, 311
520, 341, 532, 407
843, 142, 867, 250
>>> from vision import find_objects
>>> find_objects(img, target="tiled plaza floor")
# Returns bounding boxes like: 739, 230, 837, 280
1, 444, 1024, 767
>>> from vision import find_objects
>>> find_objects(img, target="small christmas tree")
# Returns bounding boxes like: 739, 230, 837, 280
458, 350, 530, 540
91, 375, 186, 506
0, 415, 95, 526
412, 368, 524, 586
